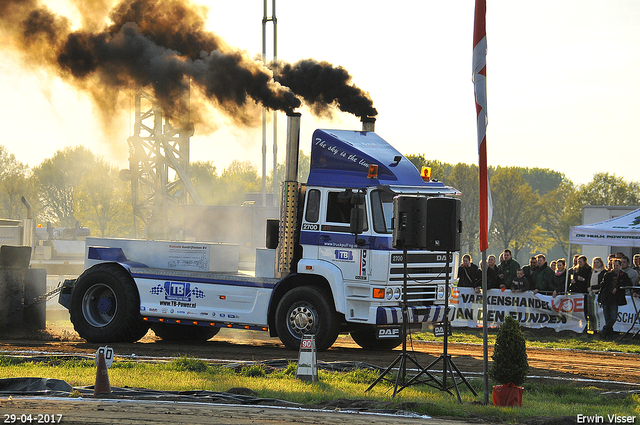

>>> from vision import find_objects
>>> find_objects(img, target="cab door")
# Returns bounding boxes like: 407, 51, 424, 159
316, 189, 370, 282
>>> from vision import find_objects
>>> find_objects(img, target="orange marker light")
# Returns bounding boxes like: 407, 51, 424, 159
367, 164, 379, 179
421, 166, 432, 182
373, 288, 385, 299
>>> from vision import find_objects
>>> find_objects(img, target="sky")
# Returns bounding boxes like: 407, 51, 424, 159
0, 0, 639, 187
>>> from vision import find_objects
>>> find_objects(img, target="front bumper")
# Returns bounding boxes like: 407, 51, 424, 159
375, 305, 454, 325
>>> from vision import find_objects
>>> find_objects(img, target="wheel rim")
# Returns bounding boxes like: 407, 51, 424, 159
286, 301, 318, 339
82, 283, 117, 327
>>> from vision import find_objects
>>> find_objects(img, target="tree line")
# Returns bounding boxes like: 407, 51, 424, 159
1, 144, 638, 262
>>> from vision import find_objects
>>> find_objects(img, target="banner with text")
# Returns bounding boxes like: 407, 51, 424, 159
450, 287, 587, 333
588, 294, 640, 334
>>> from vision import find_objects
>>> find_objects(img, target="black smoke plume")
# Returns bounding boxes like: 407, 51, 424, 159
272, 59, 377, 119
0, 0, 376, 131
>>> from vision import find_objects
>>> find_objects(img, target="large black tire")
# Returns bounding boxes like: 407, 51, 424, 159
275, 286, 340, 351
350, 328, 402, 350
69, 263, 149, 343
151, 323, 219, 342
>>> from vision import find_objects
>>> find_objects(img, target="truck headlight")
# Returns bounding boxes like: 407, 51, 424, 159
437, 285, 445, 300
393, 287, 401, 300
385, 287, 393, 300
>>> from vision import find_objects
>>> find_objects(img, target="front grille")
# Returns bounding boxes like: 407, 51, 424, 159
389, 250, 454, 305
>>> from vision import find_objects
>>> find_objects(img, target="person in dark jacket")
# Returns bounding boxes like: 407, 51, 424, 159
522, 256, 537, 288
532, 254, 554, 294
480, 254, 501, 289
596, 258, 631, 340
550, 258, 567, 296
569, 255, 592, 294
497, 249, 520, 288
458, 254, 480, 292
510, 269, 529, 292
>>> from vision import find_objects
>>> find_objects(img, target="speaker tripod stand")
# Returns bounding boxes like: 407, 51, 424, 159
402, 250, 478, 402
365, 247, 426, 397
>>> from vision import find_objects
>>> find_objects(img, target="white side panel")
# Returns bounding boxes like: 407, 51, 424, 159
85, 237, 239, 272
137, 277, 270, 326
255, 248, 276, 278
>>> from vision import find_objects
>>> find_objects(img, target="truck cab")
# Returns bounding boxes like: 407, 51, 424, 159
264, 124, 460, 350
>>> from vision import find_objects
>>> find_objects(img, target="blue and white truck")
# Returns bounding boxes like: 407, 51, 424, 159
59, 113, 459, 351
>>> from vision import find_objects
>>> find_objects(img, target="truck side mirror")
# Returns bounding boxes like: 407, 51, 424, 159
350, 193, 365, 205
349, 208, 366, 234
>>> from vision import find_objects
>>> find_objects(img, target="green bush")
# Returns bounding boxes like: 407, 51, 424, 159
489, 315, 529, 386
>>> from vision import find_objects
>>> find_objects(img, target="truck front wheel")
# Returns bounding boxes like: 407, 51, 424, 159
69, 264, 149, 343
275, 286, 340, 351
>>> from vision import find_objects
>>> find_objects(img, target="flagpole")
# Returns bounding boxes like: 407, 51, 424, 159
473, 0, 491, 405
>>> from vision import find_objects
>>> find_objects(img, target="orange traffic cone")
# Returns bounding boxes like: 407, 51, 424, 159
93, 351, 111, 396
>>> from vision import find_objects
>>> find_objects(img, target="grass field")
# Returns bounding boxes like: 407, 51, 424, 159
1, 354, 638, 424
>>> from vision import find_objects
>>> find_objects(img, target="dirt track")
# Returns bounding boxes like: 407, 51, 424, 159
1, 327, 640, 391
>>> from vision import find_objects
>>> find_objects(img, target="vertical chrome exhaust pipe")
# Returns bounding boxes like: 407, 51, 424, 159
276, 112, 301, 277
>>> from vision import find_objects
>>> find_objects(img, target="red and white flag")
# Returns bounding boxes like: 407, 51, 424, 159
473, 0, 492, 252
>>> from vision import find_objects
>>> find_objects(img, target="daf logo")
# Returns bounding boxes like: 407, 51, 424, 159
377, 328, 401, 339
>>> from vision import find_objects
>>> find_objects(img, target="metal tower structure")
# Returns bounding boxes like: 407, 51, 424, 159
262, 0, 278, 207
126, 87, 202, 239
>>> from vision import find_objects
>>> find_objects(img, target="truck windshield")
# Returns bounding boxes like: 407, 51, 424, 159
371, 190, 394, 234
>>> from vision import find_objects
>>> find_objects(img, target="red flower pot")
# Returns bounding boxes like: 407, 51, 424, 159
492, 383, 523, 406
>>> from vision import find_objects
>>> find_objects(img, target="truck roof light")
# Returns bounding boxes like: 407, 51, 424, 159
421, 166, 432, 182
373, 288, 385, 299
367, 164, 378, 179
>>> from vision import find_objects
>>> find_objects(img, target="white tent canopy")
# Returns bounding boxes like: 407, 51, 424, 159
569, 207, 640, 247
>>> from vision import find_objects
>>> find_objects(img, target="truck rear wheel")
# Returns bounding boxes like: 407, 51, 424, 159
275, 286, 340, 352
69, 263, 149, 343
350, 328, 402, 350
151, 323, 219, 342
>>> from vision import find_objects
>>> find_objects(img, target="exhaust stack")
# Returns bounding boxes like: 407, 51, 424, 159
361, 116, 376, 132
276, 112, 302, 277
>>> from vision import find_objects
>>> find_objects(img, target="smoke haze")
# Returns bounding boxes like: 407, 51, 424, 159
0, 0, 376, 134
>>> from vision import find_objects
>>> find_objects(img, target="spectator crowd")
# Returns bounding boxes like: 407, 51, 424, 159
457, 250, 640, 340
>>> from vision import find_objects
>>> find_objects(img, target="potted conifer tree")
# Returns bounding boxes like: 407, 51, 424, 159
489, 315, 529, 406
